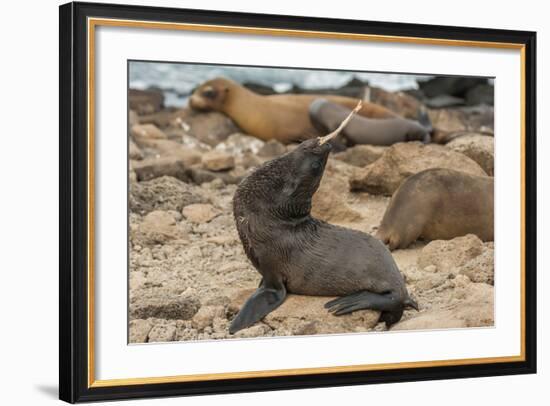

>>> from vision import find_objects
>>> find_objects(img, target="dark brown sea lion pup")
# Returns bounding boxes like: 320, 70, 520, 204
309, 98, 432, 145
376, 168, 494, 250
189, 77, 397, 144
229, 102, 417, 334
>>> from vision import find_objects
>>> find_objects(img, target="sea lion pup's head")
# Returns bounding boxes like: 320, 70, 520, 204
279, 138, 334, 212
234, 101, 363, 220
189, 77, 235, 111
234, 138, 333, 221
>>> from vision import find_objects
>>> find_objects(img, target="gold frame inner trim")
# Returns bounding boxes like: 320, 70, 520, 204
87, 17, 527, 388
91, 355, 524, 388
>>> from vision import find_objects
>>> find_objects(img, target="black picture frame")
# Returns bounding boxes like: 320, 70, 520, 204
59, 1, 537, 403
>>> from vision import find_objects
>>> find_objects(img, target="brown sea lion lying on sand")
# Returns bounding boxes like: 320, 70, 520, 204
376, 168, 493, 250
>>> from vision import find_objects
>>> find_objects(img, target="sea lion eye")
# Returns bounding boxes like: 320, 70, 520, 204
310, 160, 321, 172
202, 86, 217, 99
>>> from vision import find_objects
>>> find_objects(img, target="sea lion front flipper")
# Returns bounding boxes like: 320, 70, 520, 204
229, 283, 286, 334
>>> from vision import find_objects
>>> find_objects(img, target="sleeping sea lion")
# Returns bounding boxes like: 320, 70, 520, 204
230, 102, 417, 334
376, 168, 494, 250
189, 77, 397, 144
309, 98, 432, 145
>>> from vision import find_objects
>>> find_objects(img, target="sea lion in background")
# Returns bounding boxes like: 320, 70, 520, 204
309, 98, 432, 146
230, 102, 417, 334
376, 168, 493, 250
189, 77, 398, 144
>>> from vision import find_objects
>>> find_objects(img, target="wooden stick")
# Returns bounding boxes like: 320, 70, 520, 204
318, 100, 363, 145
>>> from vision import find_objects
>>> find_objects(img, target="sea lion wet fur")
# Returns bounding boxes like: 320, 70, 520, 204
376, 168, 494, 250
230, 136, 417, 334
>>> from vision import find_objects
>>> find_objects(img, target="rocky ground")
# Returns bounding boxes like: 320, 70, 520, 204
128, 81, 495, 343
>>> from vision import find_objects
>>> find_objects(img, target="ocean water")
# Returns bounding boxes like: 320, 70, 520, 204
129, 61, 433, 107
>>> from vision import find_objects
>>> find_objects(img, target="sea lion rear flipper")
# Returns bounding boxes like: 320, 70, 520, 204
229, 284, 286, 334
325, 290, 404, 326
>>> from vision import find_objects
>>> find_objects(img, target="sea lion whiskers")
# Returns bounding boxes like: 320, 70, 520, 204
318, 100, 363, 145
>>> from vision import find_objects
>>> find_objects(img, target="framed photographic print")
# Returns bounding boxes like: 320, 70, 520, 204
59, 1, 537, 403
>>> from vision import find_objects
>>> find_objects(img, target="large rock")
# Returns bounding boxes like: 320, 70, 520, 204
214, 133, 265, 156
463, 105, 494, 131
230, 290, 379, 336
139, 108, 191, 129
232, 323, 273, 339
400, 265, 449, 293
428, 109, 468, 133
180, 112, 240, 146
257, 139, 287, 158
419, 77, 487, 98
312, 187, 362, 224
369, 86, 422, 119
129, 319, 153, 343
458, 243, 494, 285
182, 203, 221, 224
417, 234, 485, 275
130, 294, 201, 320
324, 158, 360, 184
201, 150, 235, 171
131, 210, 188, 246
192, 305, 226, 331
148, 321, 177, 342
312, 161, 362, 224
446, 134, 494, 176
130, 123, 167, 141
425, 95, 465, 109
131, 156, 189, 182
393, 276, 493, 331
465, 83, 494, 106
135, 139, 202, 167
129, 88, 164, 115
430, 106, 494, 143
333, 145, 387, 167
350, 142, 487, 195
129, 109, 139, 127
129, 139, 144, 160
130, 176, 205, 215
186, 166, 246, 185
265, 294, 380, 335
238, 151, 262, 169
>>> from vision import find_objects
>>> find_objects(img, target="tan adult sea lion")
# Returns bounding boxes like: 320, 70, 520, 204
375, 168, 493, 250
189, 77, 397, 144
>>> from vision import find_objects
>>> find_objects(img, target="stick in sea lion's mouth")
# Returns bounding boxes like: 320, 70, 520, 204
318, 100, 363, 145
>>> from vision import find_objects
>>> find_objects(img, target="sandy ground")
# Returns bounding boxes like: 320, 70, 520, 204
128, 85, 495, 343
